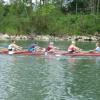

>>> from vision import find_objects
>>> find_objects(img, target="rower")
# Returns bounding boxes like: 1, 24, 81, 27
45, 42, 59, 55
68, 41, 82, 53
28, 43, 45, 52
45, 42, 58, 53
28, 43, 38, 52
94, 43, 100, 52
8, 40, 22, 54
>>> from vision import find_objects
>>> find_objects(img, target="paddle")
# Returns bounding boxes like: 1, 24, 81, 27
79, 50, 95, 53
0, 48, 8, 51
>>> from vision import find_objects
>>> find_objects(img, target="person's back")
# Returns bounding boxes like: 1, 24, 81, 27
68, 44, 76, 53
8, 40, 22, 54
8, 40, 16, 54
68, 41, 77, 53
45, 42, 56, 52
8, 44, 13, 51
68, 41, 81, 53
95, 43, 100, 52
28, 43, 37, 52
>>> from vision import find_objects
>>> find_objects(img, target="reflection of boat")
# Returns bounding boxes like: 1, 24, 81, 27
1, 50, 100, 56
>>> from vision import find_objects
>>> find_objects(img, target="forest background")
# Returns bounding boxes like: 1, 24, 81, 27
0, 0, 100, 37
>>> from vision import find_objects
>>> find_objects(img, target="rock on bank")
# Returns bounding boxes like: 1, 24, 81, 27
0, 33, 100, 42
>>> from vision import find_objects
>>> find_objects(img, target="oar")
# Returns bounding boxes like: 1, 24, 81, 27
0, 48, 8, 51
80, 50, 94, 53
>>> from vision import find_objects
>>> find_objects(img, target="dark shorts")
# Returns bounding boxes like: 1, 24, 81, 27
68, 50, 75, 53
8, 49, 12, 51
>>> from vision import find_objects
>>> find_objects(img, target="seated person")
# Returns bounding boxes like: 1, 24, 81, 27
8, 40, 22, 54
94, 43, 100, 52
45, 42, 58, 53
28, 43, 45, 52
88, 42, 100, 53
68, 41, 82, 53
28, 43, 38, 52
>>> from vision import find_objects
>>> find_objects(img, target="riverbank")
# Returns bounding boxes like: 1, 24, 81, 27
0, 33, 100, 42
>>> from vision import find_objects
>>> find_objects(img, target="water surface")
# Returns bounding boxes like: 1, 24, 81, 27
0, 41, 100, 100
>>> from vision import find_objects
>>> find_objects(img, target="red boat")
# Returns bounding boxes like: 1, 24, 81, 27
0, 50, 100, 56
62, 52, 100, 56
0, 50, 44, 55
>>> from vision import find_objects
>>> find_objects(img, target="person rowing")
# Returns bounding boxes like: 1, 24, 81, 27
8, 40, 22, 54
28, 43, 38, 52
94, 43, 100, 52
67, 41, 82, 53
28, 42, 45, 52
45, 42, 59, 55
45, 42, 59, 53
85, 42, 100, 53
89, 42, 100, 53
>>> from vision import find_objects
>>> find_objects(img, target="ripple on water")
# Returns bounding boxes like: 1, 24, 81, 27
0, 54, 100, 100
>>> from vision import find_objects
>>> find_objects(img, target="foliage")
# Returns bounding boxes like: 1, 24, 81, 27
0, 0, 100, 35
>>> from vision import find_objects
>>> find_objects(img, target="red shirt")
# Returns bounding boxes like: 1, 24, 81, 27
46, 46, 52, 51
68, 44, 76, 52
45, 44, 55, 52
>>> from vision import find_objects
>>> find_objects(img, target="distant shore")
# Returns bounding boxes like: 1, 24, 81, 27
0, 33, 100, 42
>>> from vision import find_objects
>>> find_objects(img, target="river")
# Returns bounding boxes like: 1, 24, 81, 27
0, 41, 100, 100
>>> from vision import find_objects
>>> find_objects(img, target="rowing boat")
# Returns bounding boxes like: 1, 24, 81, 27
62, 52, 100, 56
0, 50, 44, 55
0, 50, 100, 56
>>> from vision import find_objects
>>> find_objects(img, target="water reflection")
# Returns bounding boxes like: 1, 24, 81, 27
95, 57, 100, 66
63, 57, 79, 100
63, 56, 100, 100
0, 55, 17, 100
40, 56, 81, 100
0, 52, 100, 100
41, 57, 67, 100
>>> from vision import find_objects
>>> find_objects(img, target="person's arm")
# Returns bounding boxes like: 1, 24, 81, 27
75, 46, 82, 52
51, 45, 59, 50
0, 48, 8, 52
54, 46, 59, 49
13, 44, 22, 50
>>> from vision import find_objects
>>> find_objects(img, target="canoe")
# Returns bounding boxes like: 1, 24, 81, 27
0, 50, 100, 56
0, 50, 44, 55
62, 52, 100, 56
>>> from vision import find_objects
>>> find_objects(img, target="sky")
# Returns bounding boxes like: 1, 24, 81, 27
3, 0, 39, 4
3, 0, 73, 5
3, 0, 9, 3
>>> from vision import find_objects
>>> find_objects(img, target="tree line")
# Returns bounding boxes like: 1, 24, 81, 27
0, 0, 100, 36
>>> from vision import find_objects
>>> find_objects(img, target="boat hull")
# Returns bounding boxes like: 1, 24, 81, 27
0, 51, 100, 56
62, 52, 100, 56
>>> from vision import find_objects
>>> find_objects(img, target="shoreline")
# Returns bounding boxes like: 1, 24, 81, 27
0, 33, 100, 42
